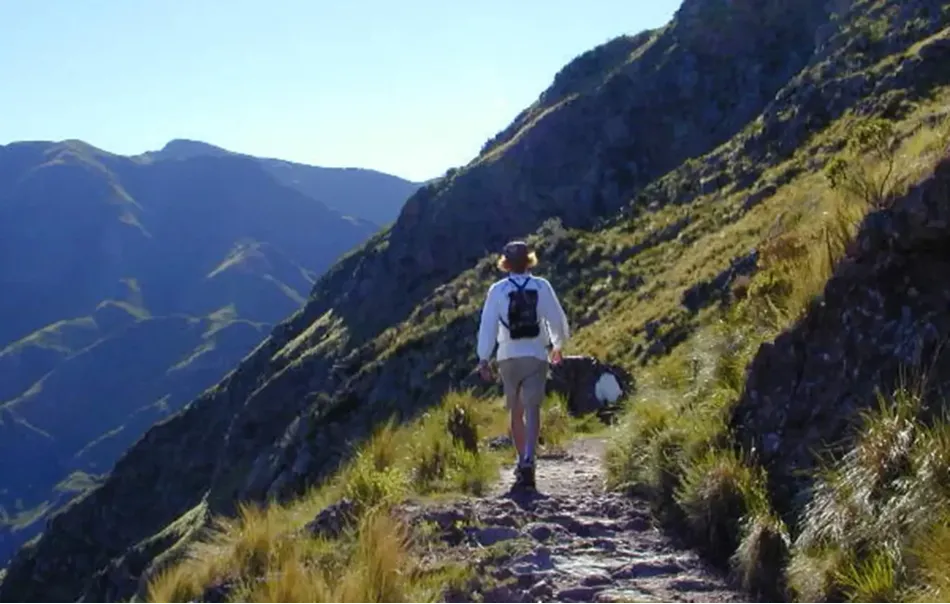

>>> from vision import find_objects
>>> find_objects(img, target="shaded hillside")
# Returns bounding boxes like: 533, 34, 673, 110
0, 315, 268, 565
0, 142, 378, 565
732, 155, 950, 515
150, 139, 422, 225
2, 0, 950, 601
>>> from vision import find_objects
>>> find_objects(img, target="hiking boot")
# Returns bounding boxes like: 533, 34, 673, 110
522, 465, 536, 490
515, 463, 536, 490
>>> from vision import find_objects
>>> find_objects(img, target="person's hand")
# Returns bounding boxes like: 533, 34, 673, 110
477, 360, 493, 382
550, 348, 563, 365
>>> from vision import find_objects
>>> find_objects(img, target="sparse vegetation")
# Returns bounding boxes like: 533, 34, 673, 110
786, 376, 950, 603
146, 390, 508, 603
824, 117, 907, 209
538, 392, 574, 456
145, 386, 597, 603
605, 100, 950, 601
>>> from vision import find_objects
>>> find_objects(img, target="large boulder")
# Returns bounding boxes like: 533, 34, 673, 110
546, 355, 634, 418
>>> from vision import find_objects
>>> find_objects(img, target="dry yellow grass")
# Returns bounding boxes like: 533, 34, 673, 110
230, 511, 428, 603
146, 388, 581, 603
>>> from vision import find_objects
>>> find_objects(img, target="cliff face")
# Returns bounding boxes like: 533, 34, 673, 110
732, 152, 950, 516
3, 0, 950, 601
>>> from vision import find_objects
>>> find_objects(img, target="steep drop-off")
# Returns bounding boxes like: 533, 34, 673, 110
0, 142, 383, 564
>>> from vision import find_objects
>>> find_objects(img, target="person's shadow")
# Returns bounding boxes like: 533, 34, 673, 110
501, 485, 550, 511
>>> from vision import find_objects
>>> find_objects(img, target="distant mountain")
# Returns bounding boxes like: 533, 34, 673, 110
0, 139, 381, 564
146, 139, 424, 225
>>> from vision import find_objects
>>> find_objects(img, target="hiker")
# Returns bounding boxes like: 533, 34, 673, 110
476, 240, 570, 489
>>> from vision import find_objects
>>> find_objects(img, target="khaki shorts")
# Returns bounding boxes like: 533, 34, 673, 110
498, 357, 548, 410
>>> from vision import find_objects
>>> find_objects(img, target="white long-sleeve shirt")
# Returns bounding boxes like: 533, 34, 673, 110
477, 273, 570, 362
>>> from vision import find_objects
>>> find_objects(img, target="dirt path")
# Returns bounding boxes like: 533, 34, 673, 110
400, 438, 750, 603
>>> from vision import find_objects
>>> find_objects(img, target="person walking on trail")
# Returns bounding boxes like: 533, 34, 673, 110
476, 240, 570, 490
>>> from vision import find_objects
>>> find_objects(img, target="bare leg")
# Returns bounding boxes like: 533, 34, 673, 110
509, 395, 526, 464
523, 402, 541, 464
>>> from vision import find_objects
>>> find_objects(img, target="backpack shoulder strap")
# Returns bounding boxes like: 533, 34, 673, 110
507, 276, 531, 291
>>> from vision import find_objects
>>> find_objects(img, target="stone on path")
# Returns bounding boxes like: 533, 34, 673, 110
406, 437, 750, 603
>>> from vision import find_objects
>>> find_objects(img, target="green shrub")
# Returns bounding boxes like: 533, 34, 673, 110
675, 447, 771, 563
408, 392, 502, 495
343, 450, 409, 515
824, 117, 907, 209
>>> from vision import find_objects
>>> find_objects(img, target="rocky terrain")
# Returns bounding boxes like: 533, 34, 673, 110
402, 438, 746, 603
2, 0, 950, 601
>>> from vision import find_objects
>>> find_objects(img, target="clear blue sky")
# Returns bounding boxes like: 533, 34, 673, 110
0, 1, 682, 182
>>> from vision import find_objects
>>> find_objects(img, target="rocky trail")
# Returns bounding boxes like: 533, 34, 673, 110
399, 438, 751, 603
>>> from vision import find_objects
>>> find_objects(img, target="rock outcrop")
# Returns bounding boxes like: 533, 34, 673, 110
546, 355, 634, 418
731, 152, 950, 516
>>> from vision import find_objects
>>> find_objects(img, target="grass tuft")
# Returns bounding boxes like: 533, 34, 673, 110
730, 509, 791, 600
226, 510, 432, 603
836, 549, 901, 603
539, 393, 573, 456
786, 544, 853, 603
675, 447, 771, 563
333, 511, 422, 603
907, 514, 950, 602
788, 378, 950, 602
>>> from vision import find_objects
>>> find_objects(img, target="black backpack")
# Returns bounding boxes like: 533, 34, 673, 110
500, 277, 540, 340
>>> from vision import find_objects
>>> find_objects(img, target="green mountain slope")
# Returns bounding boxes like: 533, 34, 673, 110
149, 138, 423, 225
1, 314, 267, 503
2, 0, 949, 601
0, 141, 383, 564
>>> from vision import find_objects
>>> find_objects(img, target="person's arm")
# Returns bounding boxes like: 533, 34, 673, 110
538, 278, 570, 351
476, 284, 500, 363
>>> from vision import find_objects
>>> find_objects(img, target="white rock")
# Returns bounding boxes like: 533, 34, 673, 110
595, 372, 623, 403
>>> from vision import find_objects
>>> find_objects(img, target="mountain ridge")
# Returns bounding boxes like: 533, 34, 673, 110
0, 138, 391, 566
2, 0, 950, 601
145, 137, 425, 225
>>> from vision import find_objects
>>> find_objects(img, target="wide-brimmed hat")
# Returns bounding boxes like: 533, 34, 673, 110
497, 240, 538, 271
